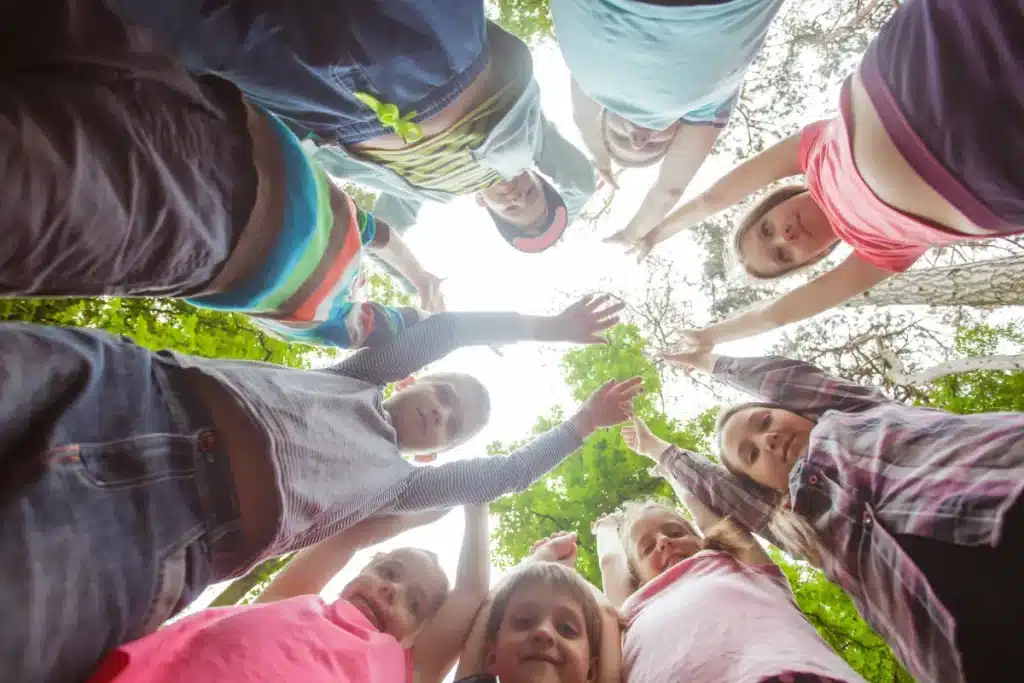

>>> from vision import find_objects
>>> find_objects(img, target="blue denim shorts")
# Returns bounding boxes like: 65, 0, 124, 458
103, 0, 490, 144
0, 324, 246, 683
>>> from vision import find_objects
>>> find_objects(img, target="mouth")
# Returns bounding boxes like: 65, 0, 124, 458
521, 654, 560, 667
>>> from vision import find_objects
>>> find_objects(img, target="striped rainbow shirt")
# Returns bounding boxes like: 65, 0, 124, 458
189, 110, 417, 349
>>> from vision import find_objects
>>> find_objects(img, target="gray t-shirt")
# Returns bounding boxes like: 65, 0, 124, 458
170, 312, 583, 565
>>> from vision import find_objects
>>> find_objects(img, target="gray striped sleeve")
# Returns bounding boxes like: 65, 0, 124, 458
391, 423, 584, 512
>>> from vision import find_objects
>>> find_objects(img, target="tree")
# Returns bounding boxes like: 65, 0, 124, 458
487, 0, 555, 45
847, 255, 1024, 308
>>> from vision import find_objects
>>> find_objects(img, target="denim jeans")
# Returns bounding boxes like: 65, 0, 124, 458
103, 0, 490, 144
0, 324, 246, 683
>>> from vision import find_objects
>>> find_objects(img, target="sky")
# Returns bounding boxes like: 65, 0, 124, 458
185, 40, 806, 621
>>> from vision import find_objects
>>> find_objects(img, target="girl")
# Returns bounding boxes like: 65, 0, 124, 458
554, 0, 786, 243
1, 0, 443, 350
652, 347, 1024, 683
88, 505, 487, 683
601, 421, 864, 683
454, 530, 622, 683
626, 0, 1024, 350
0, 295, 640, 683
101, 0, 596, 257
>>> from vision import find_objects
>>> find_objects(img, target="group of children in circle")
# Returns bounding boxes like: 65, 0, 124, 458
2, 0, 1023, 682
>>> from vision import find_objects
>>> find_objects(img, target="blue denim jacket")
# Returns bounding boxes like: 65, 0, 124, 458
313, 22, 597, 234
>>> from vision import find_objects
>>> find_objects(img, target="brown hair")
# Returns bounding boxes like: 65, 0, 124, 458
730, 184, 837, 280
485, 561, 603, 657
618, 498, 751, 584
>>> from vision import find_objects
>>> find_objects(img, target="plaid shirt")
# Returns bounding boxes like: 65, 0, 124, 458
660, 355, 1024, 683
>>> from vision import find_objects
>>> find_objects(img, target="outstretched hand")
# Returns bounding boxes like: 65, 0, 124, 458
659, 330, 716, 370
538, 294, 625, 345
414, 272, 447, 313
570, 376, 644, 437
529, 531, 579, 568
592, 510, 623, 533
621, 416, 670, 460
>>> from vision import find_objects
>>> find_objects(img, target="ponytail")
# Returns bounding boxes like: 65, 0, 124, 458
766, 497, 824, 567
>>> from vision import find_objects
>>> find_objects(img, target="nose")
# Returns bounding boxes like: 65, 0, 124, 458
655, 534, 673, 552
760, 431, 781, 454
528, 619, 557, 647
630, 129, 650, 148
378, 581, 396, 605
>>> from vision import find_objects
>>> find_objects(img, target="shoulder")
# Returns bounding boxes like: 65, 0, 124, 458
797, 119, 836, 173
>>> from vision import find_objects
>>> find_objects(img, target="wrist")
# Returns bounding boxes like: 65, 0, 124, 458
568, 410, 595, 439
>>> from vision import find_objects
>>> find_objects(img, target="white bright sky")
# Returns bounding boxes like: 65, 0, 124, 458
186, 37, 845, 625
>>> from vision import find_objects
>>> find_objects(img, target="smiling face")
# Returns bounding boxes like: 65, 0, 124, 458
383, 373, 490, 455
486, 581, 596, 683
737, 192, 838, 278
625, 506, 703, 584
478, 171, 550, 233
601, 111, 679, 167
340, 548, 449, 646
719, 405, 815, 492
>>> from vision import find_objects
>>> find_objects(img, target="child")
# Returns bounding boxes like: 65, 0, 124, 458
88, 505, 486, 683
453, 530, 622, 683
619, 0, 1024, 351
1, 0, 442, 350
652, 347, 1024, 683
600, 420, 863, 683
0, 294, 641, 683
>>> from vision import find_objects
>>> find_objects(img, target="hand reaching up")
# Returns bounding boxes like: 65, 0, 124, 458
569, 376, 644, 437
529, 531, 579, 568
659, 330, 716, 370
621, 416, 671, 461
414, 272, 446, 313
591, 510, 623, 534
536, 294, 625, 345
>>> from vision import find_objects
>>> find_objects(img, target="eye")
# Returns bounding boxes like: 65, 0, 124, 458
437, 384, 454, 405
760, 220, 772, 238
776, 247, 793, 264
408, 597, 421, 616
380, 564, 398, 581
557, 621, 580, 638
447, 415, 462, 441
760, 413, 772, 430
640, 542, 655, 557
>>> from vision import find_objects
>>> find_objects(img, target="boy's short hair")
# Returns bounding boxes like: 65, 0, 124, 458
485, 562, 603, 656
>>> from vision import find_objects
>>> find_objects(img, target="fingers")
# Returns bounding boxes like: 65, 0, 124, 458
609, 376, 644, 399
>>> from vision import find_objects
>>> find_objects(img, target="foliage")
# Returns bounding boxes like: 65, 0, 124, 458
490, 326, 913, 682
208, 554, 296, 607
487, 0, 555, 45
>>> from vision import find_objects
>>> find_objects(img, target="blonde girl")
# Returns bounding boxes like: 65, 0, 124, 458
599, 422, 863, 683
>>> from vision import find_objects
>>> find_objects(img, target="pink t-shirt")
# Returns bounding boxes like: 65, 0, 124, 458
88, 597, 413, 683
798, 83, 967, 273
621, 550, 864, 683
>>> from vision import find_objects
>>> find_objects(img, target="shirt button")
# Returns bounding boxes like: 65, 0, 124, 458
863, 511, 873, 526
808, 474, 819, 485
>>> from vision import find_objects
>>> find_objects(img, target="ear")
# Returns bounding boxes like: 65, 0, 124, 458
394, 376, 416, 391
413, 453, 437, 464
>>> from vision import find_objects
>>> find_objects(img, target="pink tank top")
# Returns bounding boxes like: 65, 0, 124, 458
799, 81, 968, 273
621, 551, 863, 683
88, 596, 413, 683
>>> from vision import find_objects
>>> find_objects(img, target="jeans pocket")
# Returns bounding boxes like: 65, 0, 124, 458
65, 431, 206, 490
139, 544, 191, 635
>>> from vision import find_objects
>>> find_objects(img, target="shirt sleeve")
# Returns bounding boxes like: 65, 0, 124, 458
533, 117, 597, 223
329, 311, 534, 385
681, 88, 740, 128
391, 423, 584, 512
659, 445, 779, 543
712, 355, 891, 418
797, 119, 832, 173
249, 302, 422, 350
365, 193, 425, 293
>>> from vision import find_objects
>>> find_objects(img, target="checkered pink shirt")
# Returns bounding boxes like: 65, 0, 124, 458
661, 355, 1024, 683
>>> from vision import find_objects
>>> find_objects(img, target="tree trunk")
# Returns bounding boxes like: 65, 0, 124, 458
875, 339, 1024, 385
845, 256, 1024, 308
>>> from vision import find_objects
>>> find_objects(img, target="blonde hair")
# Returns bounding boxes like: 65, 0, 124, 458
618, 498, 751, 584
730, 184, 837, 281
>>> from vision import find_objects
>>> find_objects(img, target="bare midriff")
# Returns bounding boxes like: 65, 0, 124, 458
350, 57, 496, 152
848, 70, 992, 237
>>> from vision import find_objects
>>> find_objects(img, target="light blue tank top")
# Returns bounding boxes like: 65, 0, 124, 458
551, 0, 785, 130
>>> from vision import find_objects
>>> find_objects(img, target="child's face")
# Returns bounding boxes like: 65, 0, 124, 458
384, 375, 488, 454
627, 509, 702, 583
601, 111, 679, 167
720, 406, 814, 492
739, 193, 836, 278
486, 583, 595, 683
340, 549, 448, 646
478, 171, 550, 232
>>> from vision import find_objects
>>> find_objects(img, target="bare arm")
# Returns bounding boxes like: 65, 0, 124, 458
368, 219, 434, 300
621, 123, 722, 241
701, 253, 892, 345
644, 131, 803, 248
413, 505, 490, 683
571, 78, 613, 176
594, 521, 634, 609
255, 510, 450, 603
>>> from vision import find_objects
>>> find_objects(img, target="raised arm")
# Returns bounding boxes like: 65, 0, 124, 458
534, 115, 598, 221
392, 378, 643, 512
412, 505, 490, 683
664, 342, 893, 418
593, 513, 633, 609
570, 78, 614, 182
255, 509, 450, 603
617, 123, 723, 243
692, 253, 892, 349
331, 293, 624, 386
367, 218, 445, 313
640, 131, 803, 251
